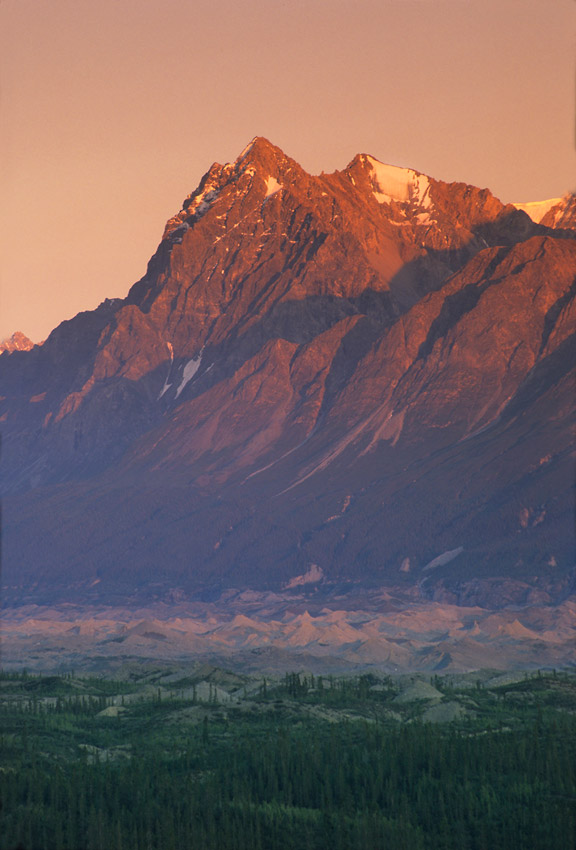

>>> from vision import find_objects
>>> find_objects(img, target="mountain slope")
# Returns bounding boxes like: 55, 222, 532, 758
1, 138, 574, 609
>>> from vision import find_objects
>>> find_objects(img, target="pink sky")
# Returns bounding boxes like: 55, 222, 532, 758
1, 0, 574, 342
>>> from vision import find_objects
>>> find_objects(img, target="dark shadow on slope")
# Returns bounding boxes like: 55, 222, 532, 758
186, 210, 540, 416
416, 246, 511, 360
498, 333, 576, 424
0, 297, 124, 398
538, 275, 576, 356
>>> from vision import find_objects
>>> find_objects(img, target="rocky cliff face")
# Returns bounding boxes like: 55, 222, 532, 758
2, 138, 574, 609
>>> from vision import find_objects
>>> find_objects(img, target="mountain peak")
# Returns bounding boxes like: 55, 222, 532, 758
234, 136, 288, 166
0, 331, 35, 354
161, 137, 302, 240
230, 137, 303, 183
345, 153, 433, 208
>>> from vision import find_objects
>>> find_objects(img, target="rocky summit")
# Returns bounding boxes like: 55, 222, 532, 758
0, 331, 35, 354
1, 138, 575, 614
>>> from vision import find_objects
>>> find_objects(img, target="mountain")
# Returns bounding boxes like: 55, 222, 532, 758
514, 192, 576, 229
539, 192, 576, 230
1, 138, 575, 616
0, 331, 35, 354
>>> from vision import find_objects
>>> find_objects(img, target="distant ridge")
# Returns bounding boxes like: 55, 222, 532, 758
0, 331, 34, 354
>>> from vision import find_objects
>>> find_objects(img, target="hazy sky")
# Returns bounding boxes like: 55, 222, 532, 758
1, 0, 574, 342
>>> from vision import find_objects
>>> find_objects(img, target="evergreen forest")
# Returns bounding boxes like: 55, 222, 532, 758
1, 667, 575, 850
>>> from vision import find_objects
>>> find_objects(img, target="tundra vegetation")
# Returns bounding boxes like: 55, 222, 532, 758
1, 667, 575, 849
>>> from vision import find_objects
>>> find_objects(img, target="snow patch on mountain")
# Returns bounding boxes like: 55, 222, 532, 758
264, 176, 282, 198
164, 182, 220, 239
188, 187, 219, 219
365, 156, 432, 208
170, 222, 190, 243
175, 350, 203, 398
512, 198, 563, 223
236, 137, 259, 163
158, 380, 172, 399
158, 343, 174, 399
423, 547, 464, 572
284, 564, 324, 589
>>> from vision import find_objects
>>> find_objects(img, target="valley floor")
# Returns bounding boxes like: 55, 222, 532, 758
2, 595, 576, 675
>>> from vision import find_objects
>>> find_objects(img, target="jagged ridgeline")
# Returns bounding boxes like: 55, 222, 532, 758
1, 138, 575, 606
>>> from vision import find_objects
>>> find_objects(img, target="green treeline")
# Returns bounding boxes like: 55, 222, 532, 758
1, 671, 575, 849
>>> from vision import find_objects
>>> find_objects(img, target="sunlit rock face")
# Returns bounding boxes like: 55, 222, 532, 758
0, 331, 35, 354
1, 138, 574, 610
